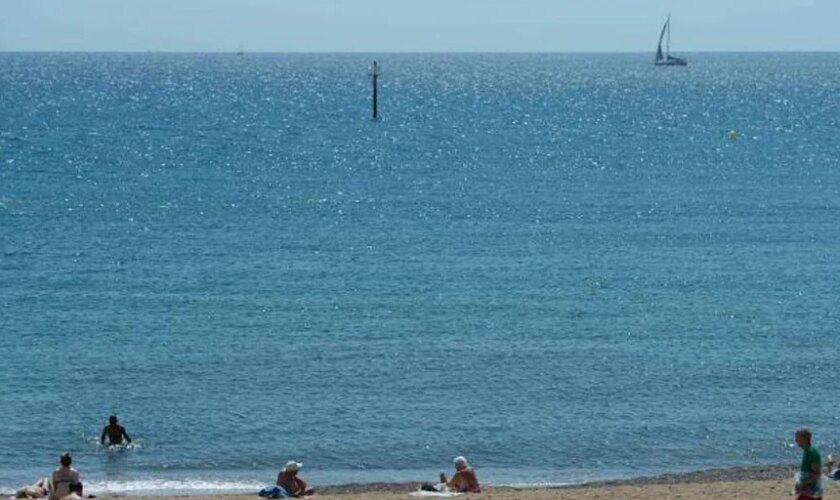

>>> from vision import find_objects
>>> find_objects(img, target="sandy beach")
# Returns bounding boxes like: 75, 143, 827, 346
89, 482, 834, 500
88, 466, 838, 500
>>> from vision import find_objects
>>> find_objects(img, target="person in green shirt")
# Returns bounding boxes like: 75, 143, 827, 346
794, 428, 823, 500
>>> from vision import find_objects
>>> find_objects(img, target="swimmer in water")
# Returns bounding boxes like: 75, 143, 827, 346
100, 415, 132, 446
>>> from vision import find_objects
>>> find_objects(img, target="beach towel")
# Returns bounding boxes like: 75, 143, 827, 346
408, 491, 462, 497
409, 485, 461, 498
258, 485, 291, 498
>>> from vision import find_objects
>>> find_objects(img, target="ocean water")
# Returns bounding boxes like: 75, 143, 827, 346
1, 52, 839, 494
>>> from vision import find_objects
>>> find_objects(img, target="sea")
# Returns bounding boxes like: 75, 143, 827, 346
1, 52, 839, 495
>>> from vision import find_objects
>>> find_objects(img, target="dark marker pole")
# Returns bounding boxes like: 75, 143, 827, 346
371, 61, 379, 121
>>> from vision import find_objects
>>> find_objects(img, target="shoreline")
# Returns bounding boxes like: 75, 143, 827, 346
44, 464, 801, 498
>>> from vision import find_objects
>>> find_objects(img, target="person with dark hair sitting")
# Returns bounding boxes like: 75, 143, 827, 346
50, 453, 81, 500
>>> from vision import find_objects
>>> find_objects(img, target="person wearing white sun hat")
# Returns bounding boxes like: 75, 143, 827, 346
438, 455, 480, 493
276, 460, 315, 497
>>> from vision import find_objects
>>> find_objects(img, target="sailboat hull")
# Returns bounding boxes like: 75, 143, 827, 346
655, 57, 688, 66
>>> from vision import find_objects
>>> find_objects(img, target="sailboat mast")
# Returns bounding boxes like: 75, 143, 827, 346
666, 14, 671, 57
371, 61, 379, 121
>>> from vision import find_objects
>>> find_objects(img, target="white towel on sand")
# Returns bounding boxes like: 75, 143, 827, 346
408, 491, 461, 497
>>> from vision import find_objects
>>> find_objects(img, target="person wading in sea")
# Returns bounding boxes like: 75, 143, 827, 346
100, 415, 132, 446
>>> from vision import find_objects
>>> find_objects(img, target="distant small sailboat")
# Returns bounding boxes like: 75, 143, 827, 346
236, 43, 245, 57
654, 14, 687, 66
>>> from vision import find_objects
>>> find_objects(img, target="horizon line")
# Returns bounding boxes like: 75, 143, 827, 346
1, 49, 839, 55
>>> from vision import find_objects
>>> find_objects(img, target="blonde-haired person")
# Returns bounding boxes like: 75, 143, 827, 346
439, 456, 480, 493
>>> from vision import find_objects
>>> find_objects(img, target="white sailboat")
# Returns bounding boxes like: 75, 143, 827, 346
655, 14, 687, 66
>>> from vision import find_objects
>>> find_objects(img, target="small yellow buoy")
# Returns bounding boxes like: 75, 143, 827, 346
728, 129, 737, 141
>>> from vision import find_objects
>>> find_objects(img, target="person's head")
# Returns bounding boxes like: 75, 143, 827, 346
795, 428, 812, 449
453, 456, 469, 471
68, 482, 83, 496
60, 452, 72, 467
283, 461, 302, 475
109, 415, 118, 425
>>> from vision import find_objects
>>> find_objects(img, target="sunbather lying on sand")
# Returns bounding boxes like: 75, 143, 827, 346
16, 477, 50, 498
827, 454, 840, 480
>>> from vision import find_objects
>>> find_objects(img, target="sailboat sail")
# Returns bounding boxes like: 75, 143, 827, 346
655, 20, 668, 63
654, 14, 687, 66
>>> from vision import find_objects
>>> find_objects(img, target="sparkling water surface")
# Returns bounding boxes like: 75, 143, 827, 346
1, 52, 839, 494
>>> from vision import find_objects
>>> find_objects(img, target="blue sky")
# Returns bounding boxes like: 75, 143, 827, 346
0, 0, 836, 52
